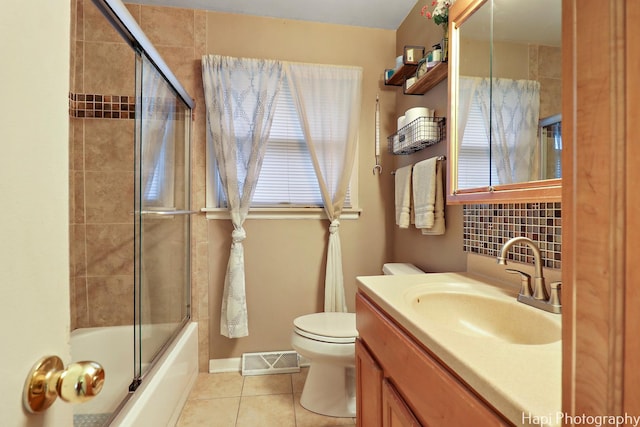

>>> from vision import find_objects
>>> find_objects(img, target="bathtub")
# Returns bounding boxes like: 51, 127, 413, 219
71, 322, 198, 426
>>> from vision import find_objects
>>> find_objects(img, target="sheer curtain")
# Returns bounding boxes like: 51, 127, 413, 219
459, 77, 541, 185
202, 55, 284, 338
286, 63, 363, 312
477, 78, 541, 184
457, 76, 486, 144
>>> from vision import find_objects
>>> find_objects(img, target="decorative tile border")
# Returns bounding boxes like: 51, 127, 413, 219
463, 202, 562, 269
69, 92, 135, 119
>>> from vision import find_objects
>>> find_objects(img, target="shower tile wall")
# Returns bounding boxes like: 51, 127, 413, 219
69, 0, 211, 371
69, 0, 136, 329
529, 45, 561, 119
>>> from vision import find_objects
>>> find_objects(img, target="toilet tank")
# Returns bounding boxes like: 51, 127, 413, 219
382, 263, 424, 275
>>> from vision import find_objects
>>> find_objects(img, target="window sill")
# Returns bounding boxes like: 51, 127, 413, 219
202, 207, 362, 220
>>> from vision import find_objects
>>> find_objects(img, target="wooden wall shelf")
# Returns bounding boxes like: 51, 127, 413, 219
404, 61, 448, 95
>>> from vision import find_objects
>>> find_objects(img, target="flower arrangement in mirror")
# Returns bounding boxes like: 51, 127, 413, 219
420, 0, 455, 61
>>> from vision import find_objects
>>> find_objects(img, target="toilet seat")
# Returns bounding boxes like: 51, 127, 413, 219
293, 313, 357, 344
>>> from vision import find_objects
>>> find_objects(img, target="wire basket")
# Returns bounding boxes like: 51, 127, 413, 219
388, 116, 446, 155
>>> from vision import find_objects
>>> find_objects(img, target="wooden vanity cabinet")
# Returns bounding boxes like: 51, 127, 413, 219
355, 292, 513, 427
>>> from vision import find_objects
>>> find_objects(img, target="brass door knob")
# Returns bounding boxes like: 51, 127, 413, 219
23, 355, 105, 413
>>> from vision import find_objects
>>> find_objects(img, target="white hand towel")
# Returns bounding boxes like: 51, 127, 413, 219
412, 157, 437, 229
394, 165, 413, 228
421, 158, 445, 235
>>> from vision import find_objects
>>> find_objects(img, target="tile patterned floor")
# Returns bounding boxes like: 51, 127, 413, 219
176, 368, 356, 427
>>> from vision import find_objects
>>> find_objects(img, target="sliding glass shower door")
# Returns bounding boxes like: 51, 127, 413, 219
133, 52, 192, 383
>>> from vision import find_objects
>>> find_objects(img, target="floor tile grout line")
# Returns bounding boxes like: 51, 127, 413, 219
234, 376, 246, 427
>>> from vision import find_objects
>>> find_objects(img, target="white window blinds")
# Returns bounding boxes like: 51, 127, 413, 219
457, 95, 498, 188
216, 78, 352, 208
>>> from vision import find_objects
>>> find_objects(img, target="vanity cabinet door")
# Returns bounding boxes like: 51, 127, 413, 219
356, 339, 383, 427
382, 379, 422, 427
356, 293, 511, 426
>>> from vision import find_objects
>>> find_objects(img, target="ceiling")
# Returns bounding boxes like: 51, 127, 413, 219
128, 0, 561, 45
128, 0, 420, 30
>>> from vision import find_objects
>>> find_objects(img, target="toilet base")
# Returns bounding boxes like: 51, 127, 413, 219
299, 362, 356, 418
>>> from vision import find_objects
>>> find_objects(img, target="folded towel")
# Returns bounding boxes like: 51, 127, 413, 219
394, 165, 413, 228
413, 157, 445, 235
421, 158, 445, 235
413, 158, 437, 229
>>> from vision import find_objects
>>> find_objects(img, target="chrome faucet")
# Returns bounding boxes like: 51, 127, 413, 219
497, 236, 561, 314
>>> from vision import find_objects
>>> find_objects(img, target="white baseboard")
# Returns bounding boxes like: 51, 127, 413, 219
209, 357, 241, 373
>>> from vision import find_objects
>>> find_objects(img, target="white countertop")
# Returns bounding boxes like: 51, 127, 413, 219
357, 272, 562, 427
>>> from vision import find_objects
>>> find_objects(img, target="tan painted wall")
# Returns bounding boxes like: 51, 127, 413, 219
203, 12, 397, 358
392, 2, 468, 274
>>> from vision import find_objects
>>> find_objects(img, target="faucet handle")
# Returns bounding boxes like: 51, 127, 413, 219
505, 268, 533, 297
549, 281, 562, 307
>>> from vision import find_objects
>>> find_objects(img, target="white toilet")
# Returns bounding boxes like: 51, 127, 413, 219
291, 262, 424, 417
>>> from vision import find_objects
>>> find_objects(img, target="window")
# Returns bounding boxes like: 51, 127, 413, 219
457, 95, 499, 189
207, 78, 357, 217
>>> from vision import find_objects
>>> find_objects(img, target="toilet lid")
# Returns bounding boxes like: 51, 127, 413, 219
294, 313, 358, 344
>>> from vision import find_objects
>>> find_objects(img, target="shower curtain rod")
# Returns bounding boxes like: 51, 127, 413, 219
91, 0, 195, 109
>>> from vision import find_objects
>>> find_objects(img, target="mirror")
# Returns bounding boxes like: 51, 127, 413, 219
448, 0, 562, 203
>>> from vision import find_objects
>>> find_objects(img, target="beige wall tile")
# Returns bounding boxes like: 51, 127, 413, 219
86, 275, 134, 326
71, 224, 87, 276
539, 45, 562, 79
83, 41, 135, 95
197, 319, 209, 372
193, 240, 209, 320
84, 171, 133, 224
71, 170, 85, 224
74, 275, 89, 328
85, 224, 134, 276
70, 118, 84, 171
74, 41, 84, 93
155, 45, 199, 98
83, 0, 125, 43
140, 6, 194, 48
84, 119, 134, 172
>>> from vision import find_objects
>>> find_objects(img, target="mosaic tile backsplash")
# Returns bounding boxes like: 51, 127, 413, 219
463, 202, 562, 269
69, 92, 135, 119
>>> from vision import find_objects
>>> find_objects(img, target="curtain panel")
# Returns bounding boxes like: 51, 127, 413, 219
459, 76, 541, 186
285, 63, 363, 312
202, 55, 285, 338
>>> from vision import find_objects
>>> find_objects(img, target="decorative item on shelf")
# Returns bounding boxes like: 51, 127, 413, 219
384, 45, 425, 86
420, 0, 454, 62
416, 57, 429, 79
442, 25, 449, 62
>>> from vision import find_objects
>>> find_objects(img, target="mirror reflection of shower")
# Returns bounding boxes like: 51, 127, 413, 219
539, 114, 562, 180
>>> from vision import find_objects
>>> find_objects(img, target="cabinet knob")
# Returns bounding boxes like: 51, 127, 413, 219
23, 355, 105, 413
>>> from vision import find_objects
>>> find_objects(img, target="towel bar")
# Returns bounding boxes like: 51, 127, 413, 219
390, 156, 446, 174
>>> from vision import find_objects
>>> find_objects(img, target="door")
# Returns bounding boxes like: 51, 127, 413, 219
382, 380, 422, 427
356, 339, 383, 427
0, 1, 72, 425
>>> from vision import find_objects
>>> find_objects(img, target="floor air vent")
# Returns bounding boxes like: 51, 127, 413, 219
241, 351, 300, 376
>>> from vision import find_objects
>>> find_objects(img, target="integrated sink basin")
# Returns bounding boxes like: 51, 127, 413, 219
403, 283, 561, 345
357, 272, 562, 426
